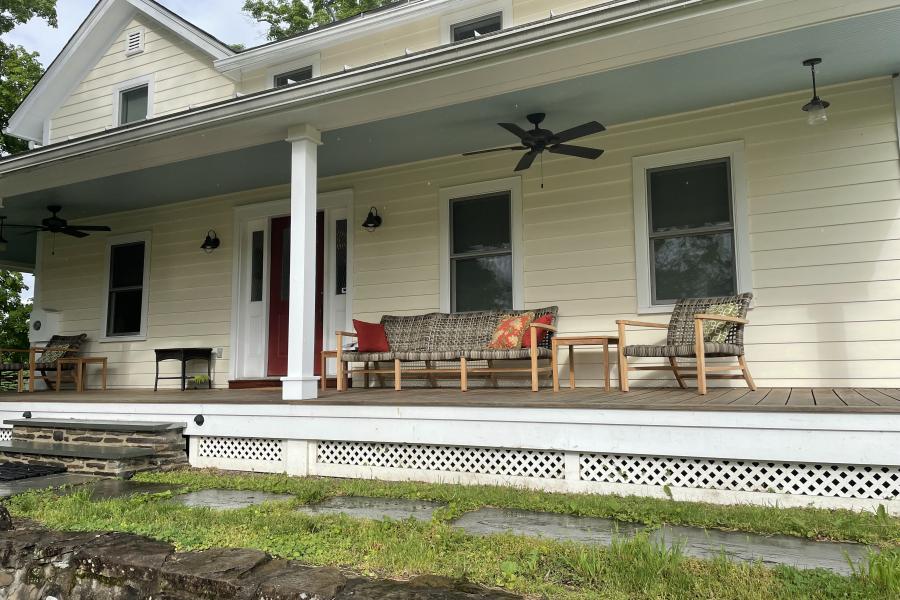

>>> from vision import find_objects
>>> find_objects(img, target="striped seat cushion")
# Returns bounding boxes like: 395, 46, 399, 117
0, 363, 24, 371
462, 348, 552, 360
624, 343, 743, 358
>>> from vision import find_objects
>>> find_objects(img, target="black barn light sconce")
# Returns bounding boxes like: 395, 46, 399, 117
802, 58, 830, 126
201, 230, 221, 253
362, 207, 383, 232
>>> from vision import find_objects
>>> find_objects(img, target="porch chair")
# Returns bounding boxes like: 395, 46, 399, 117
27, 334, 88, 392
0, 349, 29, 393
616, 293, 755, 395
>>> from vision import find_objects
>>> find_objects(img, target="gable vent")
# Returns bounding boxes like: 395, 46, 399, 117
125, 30, 144, 56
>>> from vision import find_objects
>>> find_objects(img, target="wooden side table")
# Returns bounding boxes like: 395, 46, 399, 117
57, 357, 108, 392
552, 336, 619, 392
320, 350, 337, 390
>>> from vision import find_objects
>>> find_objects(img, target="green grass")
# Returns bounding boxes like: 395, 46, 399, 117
5, 470, 900, 599
131, 469, 900, 546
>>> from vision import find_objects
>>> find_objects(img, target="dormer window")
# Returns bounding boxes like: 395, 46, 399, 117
125, 29, 144, 56
451, 12, 502, 42
120, 85, 149, 125
274, 66, 313, 87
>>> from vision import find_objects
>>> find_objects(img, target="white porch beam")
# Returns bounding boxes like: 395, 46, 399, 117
282, 124, 322, 400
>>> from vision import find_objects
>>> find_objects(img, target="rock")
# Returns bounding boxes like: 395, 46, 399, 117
0, 507, 11, 531
0, 523, 521, 599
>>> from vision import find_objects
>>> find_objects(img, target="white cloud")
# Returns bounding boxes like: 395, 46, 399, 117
5, 0, 269, 67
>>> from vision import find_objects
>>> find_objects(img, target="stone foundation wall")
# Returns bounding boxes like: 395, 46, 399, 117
0, 521, 518, 599
0, 453, 154, 478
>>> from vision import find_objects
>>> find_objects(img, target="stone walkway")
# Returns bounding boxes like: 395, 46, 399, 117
171, 489, 294, 509
297, 496, 446, 522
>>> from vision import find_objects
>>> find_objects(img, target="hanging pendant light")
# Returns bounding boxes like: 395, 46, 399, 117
801, 58, 830, 126
361, 207, 382, 232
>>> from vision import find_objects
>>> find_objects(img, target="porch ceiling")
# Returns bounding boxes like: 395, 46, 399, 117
3, 5, 900, 268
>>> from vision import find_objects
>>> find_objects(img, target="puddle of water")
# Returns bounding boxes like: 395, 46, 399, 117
171, 489, 294, 510
296, 496, 445, 522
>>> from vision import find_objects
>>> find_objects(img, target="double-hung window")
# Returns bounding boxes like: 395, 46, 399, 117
119, 85, 149, 125
103, 234, 150, 339
441, 178, 522, 313
633, 142, 750, 312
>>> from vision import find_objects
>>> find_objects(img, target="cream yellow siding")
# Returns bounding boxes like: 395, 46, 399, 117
320, 76, 900, 387
37, 187, 285, 389
37, 77, 900, 388
48, 15, 235, 143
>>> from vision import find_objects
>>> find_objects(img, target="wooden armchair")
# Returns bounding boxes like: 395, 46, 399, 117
26, 334, 88, 392
616, 294, 755, 395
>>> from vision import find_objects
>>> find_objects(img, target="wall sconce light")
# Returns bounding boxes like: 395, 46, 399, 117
201, 230, 220, 253
361, 207, 383, 232
802, 58, 830, 126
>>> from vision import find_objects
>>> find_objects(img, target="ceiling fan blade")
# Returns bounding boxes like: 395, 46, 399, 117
71, 225, 112, 231
463, 145, 527, 156
60, 228, 89, 238
514, 150, 540, 171
498, 122, 529, 139
553, 121, 605, 144
548, 144, 604, 160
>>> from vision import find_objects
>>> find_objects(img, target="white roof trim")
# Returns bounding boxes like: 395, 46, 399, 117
215, 0, 500, 77
5, 0, 234, 143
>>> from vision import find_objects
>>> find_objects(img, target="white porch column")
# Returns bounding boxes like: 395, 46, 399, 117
282, 124, 322, 400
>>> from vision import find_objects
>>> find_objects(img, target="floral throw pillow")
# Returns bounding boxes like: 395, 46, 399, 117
488, 313, 535, 349
702, 303, 742, 344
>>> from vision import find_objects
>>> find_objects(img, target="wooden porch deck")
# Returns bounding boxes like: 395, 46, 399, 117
3, 386, 900, 413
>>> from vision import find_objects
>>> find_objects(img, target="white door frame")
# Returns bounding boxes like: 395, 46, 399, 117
229, 189, 354, 381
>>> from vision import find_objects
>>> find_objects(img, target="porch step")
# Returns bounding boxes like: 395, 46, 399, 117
4, 419, 186, 433
0, 441, 155, 460
1, 418, 189, 478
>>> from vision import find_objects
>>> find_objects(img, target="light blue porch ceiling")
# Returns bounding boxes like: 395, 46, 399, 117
5, 6, 900, 268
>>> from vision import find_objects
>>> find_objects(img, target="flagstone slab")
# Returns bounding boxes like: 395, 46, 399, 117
297, 496, 445, 522
171, 489, 294, 510
649, 525, 871, 575
62, 479, 183, 500
452, 507, 644, 545
0, 473, 99, 498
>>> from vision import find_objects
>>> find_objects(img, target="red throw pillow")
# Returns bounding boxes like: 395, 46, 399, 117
354, 319, 390, 352
488, 313, 535, 349
522, 314, 554, 348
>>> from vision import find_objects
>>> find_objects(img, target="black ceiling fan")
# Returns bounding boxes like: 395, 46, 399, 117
7, 205, 112, 238
464, 112, 606, 171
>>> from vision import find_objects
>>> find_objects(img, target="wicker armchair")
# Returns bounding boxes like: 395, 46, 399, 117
27, 334, 88, 392
616, 293, 755, 395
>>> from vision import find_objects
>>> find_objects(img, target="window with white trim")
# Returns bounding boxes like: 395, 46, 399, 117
119, 85, 149, 125
103, 234, 150, 339
273, 66, 313, 87
632, 142, 751, 312
440, 177, 523, 313
451, 12, 502, 41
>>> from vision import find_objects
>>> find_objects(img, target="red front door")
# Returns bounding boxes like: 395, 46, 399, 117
267, 213, 325, 377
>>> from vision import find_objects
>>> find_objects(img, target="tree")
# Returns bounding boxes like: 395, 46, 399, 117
0, 271, 30, 351
243, 0, 394, 41
0, 0, 58, 155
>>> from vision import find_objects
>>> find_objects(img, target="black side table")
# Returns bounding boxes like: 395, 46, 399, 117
154, 348, 213, 391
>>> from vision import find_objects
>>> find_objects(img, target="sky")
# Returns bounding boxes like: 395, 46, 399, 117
6, 1, 270, 301
5, 0, 270, 67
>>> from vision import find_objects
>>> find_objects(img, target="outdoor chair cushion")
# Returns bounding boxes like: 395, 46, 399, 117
488, 313, 534, 349
702, 302, 743, 343
354, 319, 390, 352
624, 342, 744, 358
34, 334, 88, 366
0, 363, 24, 371
463, 348, 553, 360
667, 293, 752, 347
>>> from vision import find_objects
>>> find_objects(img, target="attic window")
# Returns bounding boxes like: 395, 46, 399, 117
451, 13, 502, 42
274, 66, 313, 87
125, 30, 144, 56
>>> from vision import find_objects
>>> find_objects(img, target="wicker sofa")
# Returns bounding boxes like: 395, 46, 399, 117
336, 307, 558, 392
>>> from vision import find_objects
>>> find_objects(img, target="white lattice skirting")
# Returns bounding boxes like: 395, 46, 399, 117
191, 436, 285, 473
0, 428, 10, 442
187, 436, 900, 514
